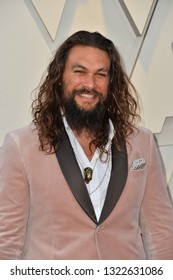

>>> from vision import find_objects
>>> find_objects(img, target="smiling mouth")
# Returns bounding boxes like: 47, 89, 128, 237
72, 89, 103, 103
79, 93, 96, 99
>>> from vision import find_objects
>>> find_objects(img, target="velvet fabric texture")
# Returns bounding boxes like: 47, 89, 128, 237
0, 124, 173, 259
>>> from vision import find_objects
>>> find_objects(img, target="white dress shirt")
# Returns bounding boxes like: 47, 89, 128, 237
62, 116, 115, 221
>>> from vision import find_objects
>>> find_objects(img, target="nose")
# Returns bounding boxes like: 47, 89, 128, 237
83, 74, 96, 90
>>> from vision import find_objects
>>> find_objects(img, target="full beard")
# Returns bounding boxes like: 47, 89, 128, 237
61, 88, 109, 136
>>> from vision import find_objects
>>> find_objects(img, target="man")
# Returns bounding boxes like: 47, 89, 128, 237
0, 30, 173, 260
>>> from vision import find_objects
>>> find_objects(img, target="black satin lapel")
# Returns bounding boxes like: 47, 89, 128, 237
55, 130, 97, 224
99, 142, 128, 224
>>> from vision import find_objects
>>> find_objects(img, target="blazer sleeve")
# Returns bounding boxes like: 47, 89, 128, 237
0, 132, 29, 259
140, 131, 173, 259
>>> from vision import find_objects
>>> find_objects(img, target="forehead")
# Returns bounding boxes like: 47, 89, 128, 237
65, 45, 110, 68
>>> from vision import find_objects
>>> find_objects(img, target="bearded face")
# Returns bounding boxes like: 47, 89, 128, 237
60, 45, 111, 135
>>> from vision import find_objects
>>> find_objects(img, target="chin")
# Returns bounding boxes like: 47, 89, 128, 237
76, 102, 98, 112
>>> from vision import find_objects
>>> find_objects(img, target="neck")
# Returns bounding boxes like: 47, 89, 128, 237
73, 129, 96, 160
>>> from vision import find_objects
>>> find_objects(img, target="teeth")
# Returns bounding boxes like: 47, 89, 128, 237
80, 94, 94, 98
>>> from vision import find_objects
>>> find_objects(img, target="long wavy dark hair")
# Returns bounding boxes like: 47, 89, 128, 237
32, 30, 140, 154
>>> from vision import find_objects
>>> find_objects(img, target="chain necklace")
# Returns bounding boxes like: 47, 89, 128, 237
75, 147, 111, 195
70, 132, 98, 184
69, 127, 111, 194
89, 153, 110, 195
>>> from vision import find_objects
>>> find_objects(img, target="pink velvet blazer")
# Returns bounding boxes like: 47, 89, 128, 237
0, 124, 173, 259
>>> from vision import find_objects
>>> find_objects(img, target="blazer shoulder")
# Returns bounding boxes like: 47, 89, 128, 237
2, 123, 39, 152
130, 125, 154, 141
135, 125, 152, 134
126, 125, 156, 155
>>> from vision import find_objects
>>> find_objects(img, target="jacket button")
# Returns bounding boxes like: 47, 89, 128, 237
96, 226, 103, 234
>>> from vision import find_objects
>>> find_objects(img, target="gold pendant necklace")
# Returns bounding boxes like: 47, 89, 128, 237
83, 159, 98, 184
84, 167, 93, 184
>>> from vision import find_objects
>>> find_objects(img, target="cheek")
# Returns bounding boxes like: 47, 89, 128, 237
63, 75, 82, 88
95, 77, 109, 90
63, 78, 82, 99
98, 82, 109, 97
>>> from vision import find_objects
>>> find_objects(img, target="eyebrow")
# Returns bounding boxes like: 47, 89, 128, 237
97, 67, 109, 73
72, 63, 109, 73
72, 63, 87, 70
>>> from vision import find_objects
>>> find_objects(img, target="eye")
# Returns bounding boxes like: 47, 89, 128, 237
97, 72, 108, 77
74, 70, 85, 74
